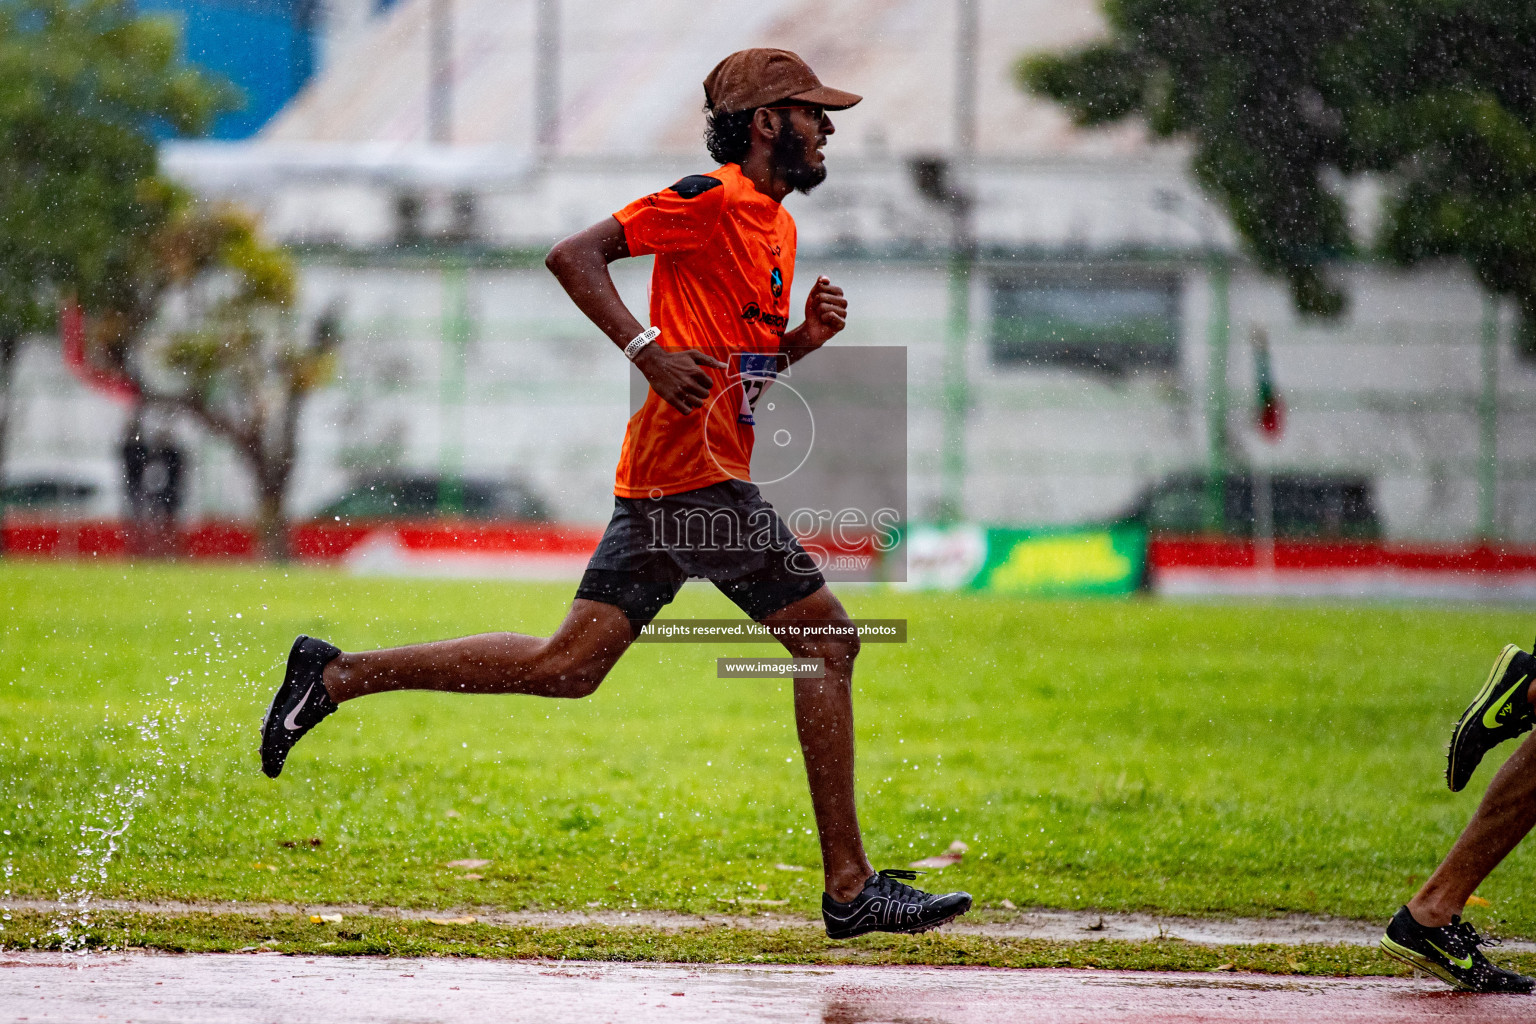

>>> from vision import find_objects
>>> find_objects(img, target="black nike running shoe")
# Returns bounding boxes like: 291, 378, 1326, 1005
821, 869, 972, 940
1380, 905, 1534, 993
1447, 644, 1536, 792
259, 636, 341, 778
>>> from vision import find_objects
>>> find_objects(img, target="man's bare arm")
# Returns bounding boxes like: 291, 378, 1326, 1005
545, 218, 641, 345
545, 218, 726, 414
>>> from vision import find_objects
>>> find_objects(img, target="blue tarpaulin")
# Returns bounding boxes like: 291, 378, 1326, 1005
135, 0, 318, 139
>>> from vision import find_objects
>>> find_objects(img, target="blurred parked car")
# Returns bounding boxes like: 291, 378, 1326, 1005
312, 475, 548, 522
1, 478, 97, 513
1122, 472, 1380, 540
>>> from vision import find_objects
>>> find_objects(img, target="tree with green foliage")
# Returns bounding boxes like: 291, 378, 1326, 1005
0, 0, 231, 543
110, 198, 339, 560
1020, 0, 1536, 338
1, 0, 334, 559
61, 184, 336, 561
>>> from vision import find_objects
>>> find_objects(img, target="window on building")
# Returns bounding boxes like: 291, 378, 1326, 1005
989, 276, 1181, 374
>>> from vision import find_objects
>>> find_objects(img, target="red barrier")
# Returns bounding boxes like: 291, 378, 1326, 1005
1150, 537, 1536, 574
390, 522, 607, 556
3, 522, 130, 557
1149, 536, 1536, 600
1, 519, 605, 564
182, 522, 259, 559
291, 523, 375, 559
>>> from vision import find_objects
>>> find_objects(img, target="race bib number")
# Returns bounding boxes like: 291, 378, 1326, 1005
736, 352, 779, 426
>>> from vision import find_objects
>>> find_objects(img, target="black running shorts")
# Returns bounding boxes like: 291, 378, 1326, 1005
574, 480, 827, 633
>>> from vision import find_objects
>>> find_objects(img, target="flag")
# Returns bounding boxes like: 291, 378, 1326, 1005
60, 299, 139, 403
1253, 330, 1284, 438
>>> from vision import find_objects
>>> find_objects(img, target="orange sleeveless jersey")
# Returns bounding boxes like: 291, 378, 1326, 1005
611, 163, 795, 498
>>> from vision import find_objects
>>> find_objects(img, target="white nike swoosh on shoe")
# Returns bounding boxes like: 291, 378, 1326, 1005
284, 683, 315, 731
827, 895, 889, 920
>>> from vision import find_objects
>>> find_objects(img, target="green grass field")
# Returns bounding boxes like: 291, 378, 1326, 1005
3, 563, 1535, 944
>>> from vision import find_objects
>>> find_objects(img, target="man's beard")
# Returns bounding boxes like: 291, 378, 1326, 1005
773, 127, 827, 194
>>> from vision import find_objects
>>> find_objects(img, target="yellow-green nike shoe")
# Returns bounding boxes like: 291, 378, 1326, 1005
1447, 645, 1536, 793
1381, 905, 1533, 993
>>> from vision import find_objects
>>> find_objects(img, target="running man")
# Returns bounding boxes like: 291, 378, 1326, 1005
1380, 639, 1536, 992
258, 48, 971, 940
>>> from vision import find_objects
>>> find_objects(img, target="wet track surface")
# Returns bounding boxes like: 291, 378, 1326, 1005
15, 899, 1501, 948
3, 952, 1532, 1023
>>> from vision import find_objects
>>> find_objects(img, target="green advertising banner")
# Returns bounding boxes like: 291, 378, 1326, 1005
906, 523, 1146, 595
973, 525, 1146, 596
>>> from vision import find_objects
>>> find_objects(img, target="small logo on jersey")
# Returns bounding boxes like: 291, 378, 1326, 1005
740, 303, 787, 331
770, 267, 783, 298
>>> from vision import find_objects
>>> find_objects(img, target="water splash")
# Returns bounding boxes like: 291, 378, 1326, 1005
50, 691, 186, 952
1, 860, 14, 941
41, 612, 256, 953
51, 769, 153, 950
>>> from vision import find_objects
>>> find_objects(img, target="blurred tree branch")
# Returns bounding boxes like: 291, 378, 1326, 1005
88, 196, 339, 560
1020, 0, 1536, 340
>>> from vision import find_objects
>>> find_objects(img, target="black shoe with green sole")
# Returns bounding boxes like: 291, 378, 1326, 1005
1380, 905, 1534, 993
1447, 644, 1536, 793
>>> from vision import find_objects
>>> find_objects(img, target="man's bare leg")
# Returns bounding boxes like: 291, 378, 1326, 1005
320, 585, 875, 899
323, 599, 635, 703
763, 586, 875, 901
1409, 720, 1536, 927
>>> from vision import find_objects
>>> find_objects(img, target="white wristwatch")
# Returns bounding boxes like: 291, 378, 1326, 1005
624, 326, 660, 361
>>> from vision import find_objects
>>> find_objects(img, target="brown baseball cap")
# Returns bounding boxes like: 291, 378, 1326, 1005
703, 48, 862, 114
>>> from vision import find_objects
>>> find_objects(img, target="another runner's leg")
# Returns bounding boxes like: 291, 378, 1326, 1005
1409, 727, 1536, 927
324, 599, 636, 702
763, 586, 874, 900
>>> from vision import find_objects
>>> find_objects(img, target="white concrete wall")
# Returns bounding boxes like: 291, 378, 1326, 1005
12, 142, 1536, 541
10, 251, 1535, 541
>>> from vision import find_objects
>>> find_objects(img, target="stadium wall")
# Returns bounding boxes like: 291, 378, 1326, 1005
6, 147, 1535, 543
7, 246, 1533, 542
